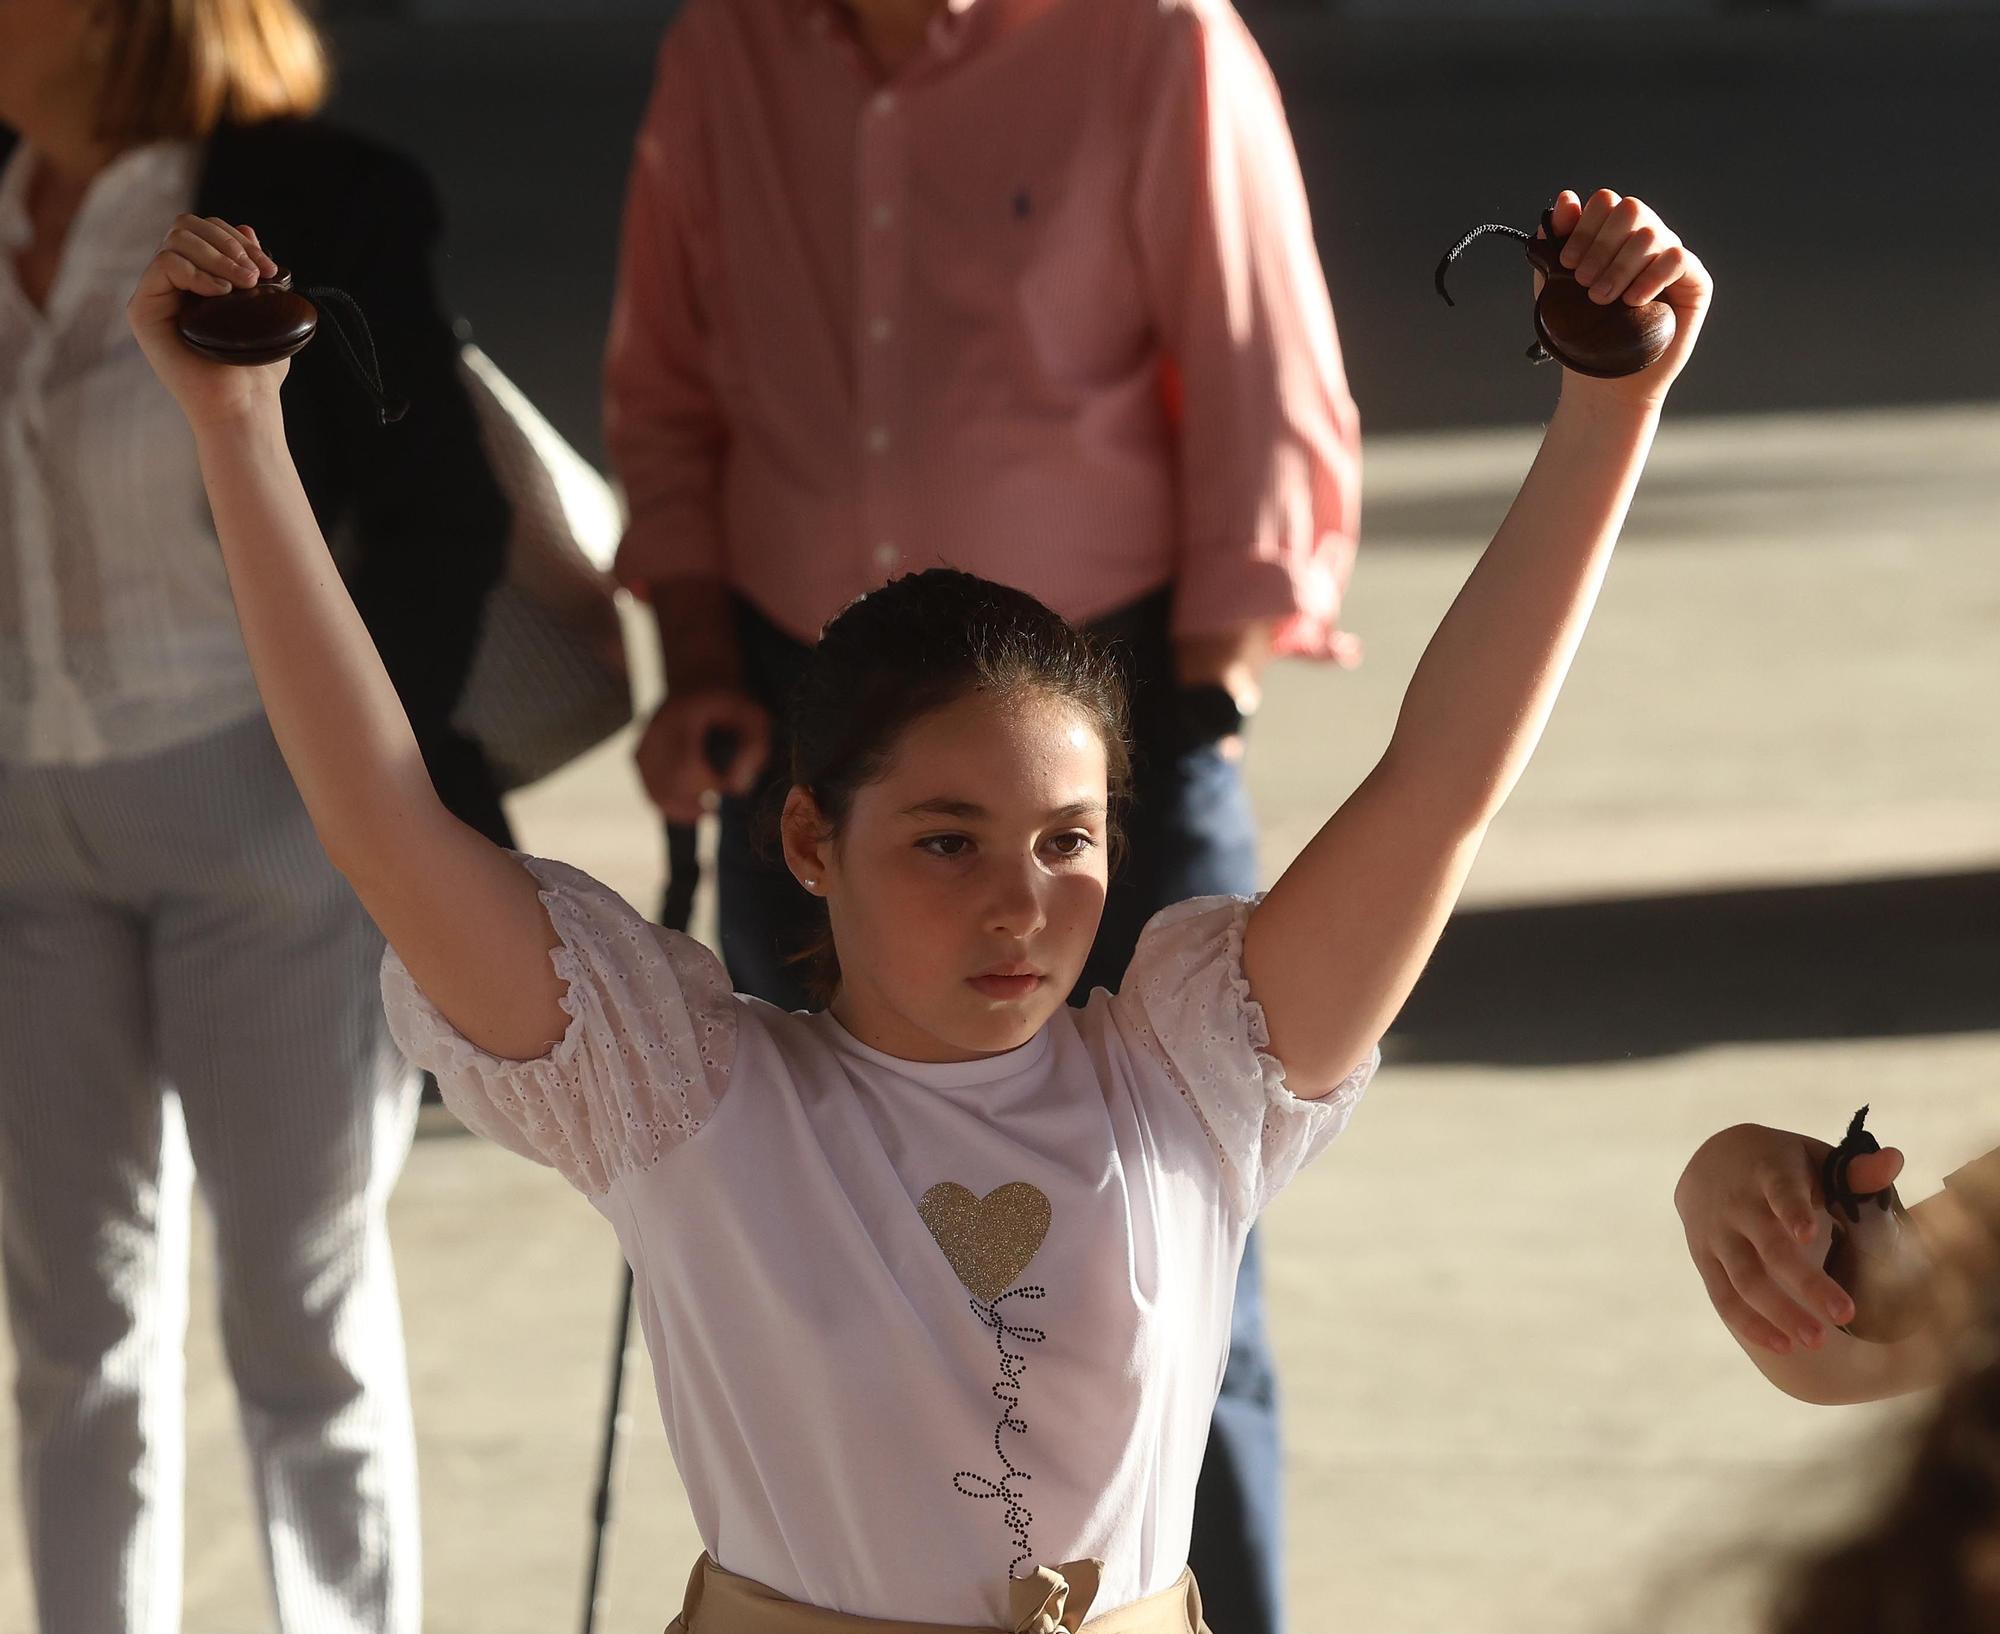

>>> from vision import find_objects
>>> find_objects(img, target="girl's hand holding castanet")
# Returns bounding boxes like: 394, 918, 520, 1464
1540, 188, 1711, 409
1675, 1123, 1903, 1355
127, 215, 284, 430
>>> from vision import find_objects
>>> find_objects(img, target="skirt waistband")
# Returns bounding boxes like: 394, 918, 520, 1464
666, 1554, 1208, 1634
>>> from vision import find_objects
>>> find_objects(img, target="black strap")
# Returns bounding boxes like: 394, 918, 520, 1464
303, 285, 408, 425
1433, 213, 1557, 366
1432, 222, 1532, 307
1822, 1105, 1880, 1225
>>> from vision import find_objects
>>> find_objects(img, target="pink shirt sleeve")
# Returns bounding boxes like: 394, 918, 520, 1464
604, 29, 730, 594
1133, 5, 1364, 663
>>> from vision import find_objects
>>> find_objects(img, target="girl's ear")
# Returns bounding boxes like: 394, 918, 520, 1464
780, 786, 832, 894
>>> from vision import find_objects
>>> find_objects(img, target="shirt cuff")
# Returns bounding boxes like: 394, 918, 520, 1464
612, 508, 726, 598
1170, 544, 1364, 665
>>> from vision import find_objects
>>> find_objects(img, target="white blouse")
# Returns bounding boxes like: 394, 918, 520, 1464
383, 858, 1377, 1626
0, 140, 262, 766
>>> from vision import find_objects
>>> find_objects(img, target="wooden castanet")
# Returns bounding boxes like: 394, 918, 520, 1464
1820, 1106, 1932, 1344
1436, 208, 1675, 380
175, 267, 318, 366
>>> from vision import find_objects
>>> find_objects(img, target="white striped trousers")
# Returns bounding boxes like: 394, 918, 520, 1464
0, 713, 420, 1634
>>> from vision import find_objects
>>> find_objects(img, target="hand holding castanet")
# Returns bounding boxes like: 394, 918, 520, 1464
131, 213, 403, 427
176, 265, 319, 366
1437, 188, 1702, 395
127, 214, 290, 429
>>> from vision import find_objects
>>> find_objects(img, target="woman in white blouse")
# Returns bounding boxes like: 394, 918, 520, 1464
0, 3, 506, 1631
127, 192, 1710, 1631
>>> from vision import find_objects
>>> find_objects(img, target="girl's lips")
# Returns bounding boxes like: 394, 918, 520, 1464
967, 973, 1044, 1001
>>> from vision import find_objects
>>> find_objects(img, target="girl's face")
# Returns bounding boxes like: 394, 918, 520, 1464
784, 688, 1112, 1064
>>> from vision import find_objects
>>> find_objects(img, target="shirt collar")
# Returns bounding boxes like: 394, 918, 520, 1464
793, 0, 990, 65
0, 140, 196, 267
816, 1009, 1053, 1090
0, 145, 35, 255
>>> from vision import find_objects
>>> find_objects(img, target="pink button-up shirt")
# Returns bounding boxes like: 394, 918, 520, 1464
605, 0, 1362, 661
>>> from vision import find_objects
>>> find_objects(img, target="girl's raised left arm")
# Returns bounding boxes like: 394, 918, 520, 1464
1244, 188, 1712, 1095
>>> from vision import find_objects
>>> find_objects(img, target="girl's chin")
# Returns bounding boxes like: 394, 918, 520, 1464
945, 995, 1058, 1051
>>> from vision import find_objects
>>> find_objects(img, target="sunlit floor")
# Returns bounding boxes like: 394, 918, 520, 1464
2, 402, 1994, 1634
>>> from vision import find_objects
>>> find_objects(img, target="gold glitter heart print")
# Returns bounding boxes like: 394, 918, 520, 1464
918, 1182, 1052, 1304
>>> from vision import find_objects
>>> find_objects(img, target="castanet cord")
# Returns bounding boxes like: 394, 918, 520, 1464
304, 285, 408, 424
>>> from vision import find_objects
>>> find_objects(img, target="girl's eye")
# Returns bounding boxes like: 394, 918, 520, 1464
1044, 831, 1096, 860
918, 834, 972, 859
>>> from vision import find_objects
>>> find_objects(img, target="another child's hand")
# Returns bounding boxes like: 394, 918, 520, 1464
127, 215, 286, 431
1540, 188, 1711, 410
1674, 1122, 1903, 1355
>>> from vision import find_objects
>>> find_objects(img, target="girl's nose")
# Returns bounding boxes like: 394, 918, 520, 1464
984, 862, 1047, 938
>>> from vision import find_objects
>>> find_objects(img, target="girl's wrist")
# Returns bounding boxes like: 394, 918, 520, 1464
1554, 376, 1670, 426
189, 385, 287, 447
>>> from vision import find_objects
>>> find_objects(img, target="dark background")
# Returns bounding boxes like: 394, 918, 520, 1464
317, 7, 2000, 465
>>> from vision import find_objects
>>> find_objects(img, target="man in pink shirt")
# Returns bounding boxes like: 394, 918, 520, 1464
604, 0, 1360, 1624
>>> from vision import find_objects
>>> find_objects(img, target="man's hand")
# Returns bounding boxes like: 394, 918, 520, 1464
1174, 620, 1270, 761
634, 689, 772, 823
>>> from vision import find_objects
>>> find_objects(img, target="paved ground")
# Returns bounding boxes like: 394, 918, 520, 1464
0, 398, 1992, 1632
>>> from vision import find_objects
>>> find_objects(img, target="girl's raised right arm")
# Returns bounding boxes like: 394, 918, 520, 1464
129, 214, 568, 1061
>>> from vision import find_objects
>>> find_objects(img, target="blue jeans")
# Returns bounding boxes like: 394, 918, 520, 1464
698, 594, 1286, 1634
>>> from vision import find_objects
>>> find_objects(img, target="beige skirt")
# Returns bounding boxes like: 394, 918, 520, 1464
666, 1554, 1211, 1634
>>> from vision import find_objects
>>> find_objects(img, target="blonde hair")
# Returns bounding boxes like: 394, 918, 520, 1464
96, 0, 329, 146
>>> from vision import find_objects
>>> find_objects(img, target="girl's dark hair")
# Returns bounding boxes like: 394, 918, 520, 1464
782, 569, 1131, 1001
1764, 1174, 2000, 1634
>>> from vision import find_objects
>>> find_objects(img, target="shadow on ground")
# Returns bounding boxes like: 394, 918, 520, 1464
1389, 870, 2000, 1066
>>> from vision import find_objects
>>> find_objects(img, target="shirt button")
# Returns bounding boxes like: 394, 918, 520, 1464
866, 426, 891, 454
868, 317, 893, 344
874, 542, 900, 570
871, 203, 894, 231
872, 91, 897, 116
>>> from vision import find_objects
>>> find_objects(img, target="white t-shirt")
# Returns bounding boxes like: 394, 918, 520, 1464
382, 857, 1375, 1626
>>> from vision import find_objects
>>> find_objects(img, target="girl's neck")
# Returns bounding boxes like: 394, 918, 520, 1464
8, 111, 125, 311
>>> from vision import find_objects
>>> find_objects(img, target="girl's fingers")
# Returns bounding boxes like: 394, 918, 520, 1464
1569, 195, 1644, 288
178, 213, 252, 259
1747, 1214, 1855, 1327
168, 218, 257, 286
1544, 190, 1584, 239
208, 216, 274, 278
1761, 1159, 1820, 1245
1695, 1255, 1793, 1355
1719, 1239, 1826, 1348
1560, 189, 1623, 273
156, 249, 235, 297
1845, 1147, 1905, 1197
236, 224, 279, 278
201, 215, 258, 263
1586, 227, 1669, 304
1621, 243, 1690, 307
166, 228, 254, 286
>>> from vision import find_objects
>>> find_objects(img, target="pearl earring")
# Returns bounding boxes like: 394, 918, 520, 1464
803, 879, 818, 892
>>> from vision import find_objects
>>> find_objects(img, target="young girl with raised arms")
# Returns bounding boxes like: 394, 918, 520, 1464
127, 188, 1708, 1634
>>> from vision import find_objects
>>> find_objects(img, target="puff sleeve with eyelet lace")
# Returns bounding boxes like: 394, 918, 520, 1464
1112, 894, 1377, 1221
379, 854, 738, 1197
